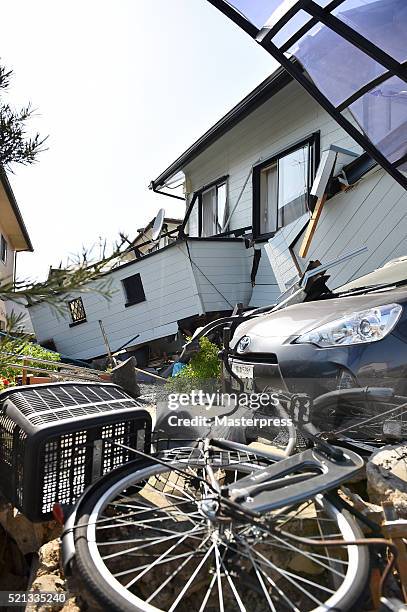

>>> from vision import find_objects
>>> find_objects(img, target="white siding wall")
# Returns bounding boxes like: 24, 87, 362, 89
188, 239, 252, 311
293, 168, 407, 289
184, 81, 360, 234
28, 240, 254, 360
29, 243, 203, 360
0, 223, 17, 330
249, 215, 313, 308
248, 244, 281, 307
183, 80, 362, 307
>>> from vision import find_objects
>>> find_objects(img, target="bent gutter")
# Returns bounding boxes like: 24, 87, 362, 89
149, 180, 185, 202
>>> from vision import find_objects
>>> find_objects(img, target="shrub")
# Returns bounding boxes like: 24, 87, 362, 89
167, 336, 221, 393
0, 338, 60, 388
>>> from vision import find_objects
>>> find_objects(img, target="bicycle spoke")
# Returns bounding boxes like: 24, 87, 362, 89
77, 454, 366, 612
123, 529, 208, 588
269, 531, 345, 578
240, 539, 276, 611
254, 564, 301, 612
214, 541, 224, 612
146, 535, 211, 604
240, 532, 349, 567
126, 521, 197, 538
96, 500, 196, 529
119, 550, 207, 577
215, 543, 246, 612
225, 540, 307, 611
168, 543, 216, 612
198, 573, 217, 612
251, 547, 336, 601
102, 527, 207, 560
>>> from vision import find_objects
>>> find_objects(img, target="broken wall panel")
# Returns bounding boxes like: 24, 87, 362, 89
292, 168, 407, 290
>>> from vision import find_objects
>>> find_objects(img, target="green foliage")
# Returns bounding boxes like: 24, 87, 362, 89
167, 336, 221, 393
0, 64, 47, 170
0, 315, 60, 389
179, 337, 221, 380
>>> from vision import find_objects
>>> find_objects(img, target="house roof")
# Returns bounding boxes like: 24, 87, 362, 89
0, 169, 33, 252
151, 64, 377, 193
151, 65, 293, 189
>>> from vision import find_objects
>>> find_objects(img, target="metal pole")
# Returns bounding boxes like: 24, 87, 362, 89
98, 320, 114, 368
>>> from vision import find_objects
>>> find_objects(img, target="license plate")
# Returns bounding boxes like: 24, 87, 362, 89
231, 362, 254, 391
232, 363, 253, 379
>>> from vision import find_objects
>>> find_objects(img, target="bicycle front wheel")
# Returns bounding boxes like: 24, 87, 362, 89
73, 449, 369, 612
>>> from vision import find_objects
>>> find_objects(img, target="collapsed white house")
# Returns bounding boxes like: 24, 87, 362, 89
28, 63, 407, 362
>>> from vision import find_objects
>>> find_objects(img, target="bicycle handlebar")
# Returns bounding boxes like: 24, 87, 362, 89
313, 386, 395, 410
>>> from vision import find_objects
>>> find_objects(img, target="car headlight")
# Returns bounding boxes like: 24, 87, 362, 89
295, 303, 402, 347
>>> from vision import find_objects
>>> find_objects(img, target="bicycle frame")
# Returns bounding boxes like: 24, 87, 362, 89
61, 430, 364, 573
208, 437, 364, 514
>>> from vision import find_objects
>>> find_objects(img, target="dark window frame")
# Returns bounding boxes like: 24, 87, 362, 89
252, 132, 320, 240
193, 175, 229, 237
68, 297, 87, 327
122, 273, 146, 307
0, 235, 7, 264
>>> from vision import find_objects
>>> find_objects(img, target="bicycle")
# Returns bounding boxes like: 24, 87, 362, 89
61, 431, 373, 611
61, 381, 407, 612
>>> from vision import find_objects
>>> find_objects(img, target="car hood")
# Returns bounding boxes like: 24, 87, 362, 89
231, 288, 407, 350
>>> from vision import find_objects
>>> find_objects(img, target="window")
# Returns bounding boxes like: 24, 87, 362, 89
0, 235, 7, 264
187, 177, 228, 237
122, 273, 146, 306
253, 135, 319, 238
68, 297, 86, 326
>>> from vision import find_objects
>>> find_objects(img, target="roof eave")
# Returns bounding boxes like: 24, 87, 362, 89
0, 169, 33, 252
151, 65, 293, 189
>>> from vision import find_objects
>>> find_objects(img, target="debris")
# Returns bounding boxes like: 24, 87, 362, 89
26, 539, 82, 612
341, 486, 383, 525
0, 502, 61, 555
366, 444, 407, 518
0, 522, 28, 590
110, 356, 140, 397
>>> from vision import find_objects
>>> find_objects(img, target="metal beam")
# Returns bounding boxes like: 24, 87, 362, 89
259, 38, 407, 191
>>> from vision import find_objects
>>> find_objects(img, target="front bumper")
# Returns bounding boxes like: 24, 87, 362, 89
224, 332, 407, 397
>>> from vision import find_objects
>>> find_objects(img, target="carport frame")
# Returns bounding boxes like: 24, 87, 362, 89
207, 0, 407, 191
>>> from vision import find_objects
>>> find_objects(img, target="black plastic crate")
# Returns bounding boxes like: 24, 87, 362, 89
0, 382, 152, 521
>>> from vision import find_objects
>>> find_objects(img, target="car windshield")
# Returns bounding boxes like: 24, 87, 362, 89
335, 258, 407, 293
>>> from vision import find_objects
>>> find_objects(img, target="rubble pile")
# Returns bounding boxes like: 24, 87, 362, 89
0, 439, 405, 610
366, 444, 407, 518
0, 501, 86, 611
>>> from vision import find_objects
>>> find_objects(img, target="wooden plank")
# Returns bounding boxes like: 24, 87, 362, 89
299, 194, 328, 259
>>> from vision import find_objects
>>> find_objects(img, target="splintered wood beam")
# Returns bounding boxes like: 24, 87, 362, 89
299, 193, 328, 259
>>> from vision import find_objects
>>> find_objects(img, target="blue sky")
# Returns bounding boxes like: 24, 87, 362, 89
1, 0, 276, 280
224, 0, 283, 27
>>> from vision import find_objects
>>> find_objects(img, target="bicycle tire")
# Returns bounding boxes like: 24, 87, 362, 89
73, 451, 369, 612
